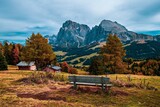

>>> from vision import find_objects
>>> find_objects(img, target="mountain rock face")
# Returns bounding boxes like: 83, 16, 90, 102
56, 20, 90, 48
44, 34, 57, 45
99, 20, 127, 32
85, 20, 154, 45
155, 35, 160, 41
46, 19, 155, 48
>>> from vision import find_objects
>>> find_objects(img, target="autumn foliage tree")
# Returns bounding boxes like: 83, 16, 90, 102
131, 60, 160, 76
11, 44, 20, 65
60, 62, 78, 74
89, 34, 128, 74
60, 62, 69, 72
20, 33, 56, 70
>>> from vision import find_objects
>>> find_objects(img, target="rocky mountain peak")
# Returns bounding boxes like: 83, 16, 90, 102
56, 20, 90, 48
46, 19, 154, 49
99, 19, 128, 33
63, 20, 78, 28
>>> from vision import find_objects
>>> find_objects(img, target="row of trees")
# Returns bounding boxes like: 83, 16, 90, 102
0, 42, 22, 70
131, 60, 160, 76
88, 34, 160, 76
0, 42, 22, 65
0, 33, 56, 70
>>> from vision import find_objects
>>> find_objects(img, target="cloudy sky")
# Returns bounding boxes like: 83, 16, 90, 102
0, 0, 160, 43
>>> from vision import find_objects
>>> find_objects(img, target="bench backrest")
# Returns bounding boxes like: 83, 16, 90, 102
68, 75, 110, 84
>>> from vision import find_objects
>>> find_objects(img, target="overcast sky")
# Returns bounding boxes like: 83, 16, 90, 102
0, 0, 160, 43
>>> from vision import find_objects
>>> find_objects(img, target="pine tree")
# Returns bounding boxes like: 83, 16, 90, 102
0, 43, 3, 53
88, 56, 105, 75
0, 51, 7, 70
11, 44, 20, 65
3, 41, 13, 64
21, 33, 56, 70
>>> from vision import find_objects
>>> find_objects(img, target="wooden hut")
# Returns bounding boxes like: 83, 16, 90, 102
43, 66, 62, 72
17, 61, 36, 70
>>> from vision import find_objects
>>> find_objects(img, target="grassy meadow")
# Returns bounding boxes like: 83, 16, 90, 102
0, 66, 159, 107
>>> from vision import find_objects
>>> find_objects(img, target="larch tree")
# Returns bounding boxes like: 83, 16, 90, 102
20, 33, 56, 70
89, 34, 128, 74
100, 34, 128, 74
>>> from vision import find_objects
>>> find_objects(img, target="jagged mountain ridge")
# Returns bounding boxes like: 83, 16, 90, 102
46, 20, 156, 48
56, 20, 90, 48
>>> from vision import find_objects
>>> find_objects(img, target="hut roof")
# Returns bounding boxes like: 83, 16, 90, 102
17, 61, 35, 66
52, 66, 62, 70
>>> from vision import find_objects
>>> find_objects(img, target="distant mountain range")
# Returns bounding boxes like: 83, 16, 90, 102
44, 20, 160, 66
45, 20, 160, 49
1, 19, 159, 65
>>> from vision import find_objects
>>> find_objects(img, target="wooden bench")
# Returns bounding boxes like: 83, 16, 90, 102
68, 75, 112, 92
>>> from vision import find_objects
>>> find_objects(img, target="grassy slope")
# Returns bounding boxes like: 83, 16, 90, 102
55, 41, 160, 67
0, 66, 160, 107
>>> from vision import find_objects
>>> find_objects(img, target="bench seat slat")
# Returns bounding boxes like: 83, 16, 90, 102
69, 76, 110, 84
69, 82, 112, 86
70, 82, 102, 86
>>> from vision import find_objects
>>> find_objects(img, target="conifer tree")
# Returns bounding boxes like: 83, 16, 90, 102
21, 33, 56, 70
0, 51, 7, 70
11, 44, 20, 65
0, 43, 3, 53
89, 34, 128, 74
3, 41, 13, 64
88, 56, 105, 75
100, 34, 128, 73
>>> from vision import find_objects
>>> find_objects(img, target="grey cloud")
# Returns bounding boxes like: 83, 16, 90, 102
0, 0, 160, 41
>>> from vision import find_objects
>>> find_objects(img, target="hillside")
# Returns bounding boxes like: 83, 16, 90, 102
55, 41, 160, 66
125, 41, 160, 59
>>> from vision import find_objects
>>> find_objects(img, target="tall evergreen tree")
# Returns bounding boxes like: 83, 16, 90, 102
88, 56, 105, 75
21, 33, 56, 70
11, 44, 20, 65
0, 51, 7, 70
0, 43, 3, 53
3, 41, 13, 64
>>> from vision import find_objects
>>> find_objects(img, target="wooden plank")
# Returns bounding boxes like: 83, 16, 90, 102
68, 75, 110, 84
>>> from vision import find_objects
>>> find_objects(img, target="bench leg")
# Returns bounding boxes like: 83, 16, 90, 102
102, 83, 106, 92
105, 86, 111, 93
73, 82, 77, 89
